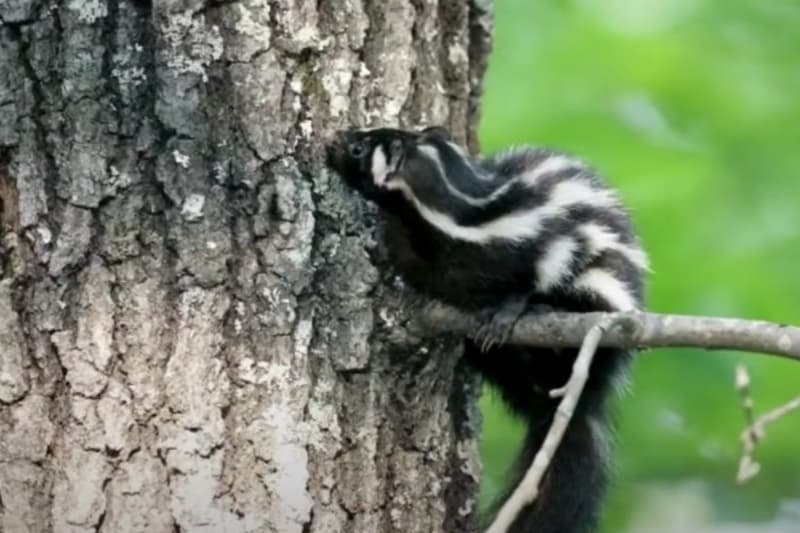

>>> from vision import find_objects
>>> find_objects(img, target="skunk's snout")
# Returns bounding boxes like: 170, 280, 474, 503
326, 130, 353, 170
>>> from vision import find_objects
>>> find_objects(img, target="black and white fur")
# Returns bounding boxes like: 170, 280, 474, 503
326, 126, 647, 533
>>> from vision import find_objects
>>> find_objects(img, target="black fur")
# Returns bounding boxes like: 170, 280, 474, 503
326, 126, 646, 533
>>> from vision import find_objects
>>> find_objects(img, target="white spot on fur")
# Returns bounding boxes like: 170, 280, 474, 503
416, 144, 503, 206
371, 145, 390, 185
416, 144, 443, 166
548, 179, 616, 208
446, 141, 469, 159
588, 414, 612, 466
573, 268, 636, 311
389, 177, 617, 244
475, 154, 584, 205
520, 155, 582, 186
536, 236, 578, 290
580, 223, 650, 270
417, 143, 471, 197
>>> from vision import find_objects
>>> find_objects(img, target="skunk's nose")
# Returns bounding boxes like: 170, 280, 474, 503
326, 129, 347, 145
325, 130, 347, 168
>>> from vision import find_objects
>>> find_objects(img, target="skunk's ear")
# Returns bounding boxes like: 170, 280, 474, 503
419, 126, 452, 142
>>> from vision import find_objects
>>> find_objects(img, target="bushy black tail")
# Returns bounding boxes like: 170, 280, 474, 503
465, 341, 627, 533
489, 407, 611, 533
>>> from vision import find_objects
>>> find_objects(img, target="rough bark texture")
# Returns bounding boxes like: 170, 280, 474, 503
0, 1, 493, 532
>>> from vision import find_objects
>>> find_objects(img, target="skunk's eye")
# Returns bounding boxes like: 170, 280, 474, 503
348, 141, 367, 158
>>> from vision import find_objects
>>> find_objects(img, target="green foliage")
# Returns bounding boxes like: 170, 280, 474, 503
478, 1, 800, 530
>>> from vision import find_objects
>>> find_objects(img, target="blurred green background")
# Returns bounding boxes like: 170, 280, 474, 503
477, 1, 800, 531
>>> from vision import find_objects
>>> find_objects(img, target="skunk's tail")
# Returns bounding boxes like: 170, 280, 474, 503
466, 341, 627, 533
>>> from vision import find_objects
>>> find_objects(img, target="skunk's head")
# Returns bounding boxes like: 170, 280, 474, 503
326, 126, 453, 204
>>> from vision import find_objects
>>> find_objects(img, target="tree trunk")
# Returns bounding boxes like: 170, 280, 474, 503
0, 1, 493, 532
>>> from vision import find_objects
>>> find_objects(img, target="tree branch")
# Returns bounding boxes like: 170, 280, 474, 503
419, 303, 800, 507
416, 304, 800, 520
420, 304, 800, 361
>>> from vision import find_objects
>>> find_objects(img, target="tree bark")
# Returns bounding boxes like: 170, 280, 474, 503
0, 1, 492, 532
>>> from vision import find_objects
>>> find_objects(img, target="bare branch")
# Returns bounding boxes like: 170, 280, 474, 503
421, 305, 800, 361
416, 304, 800, 508
486, 315, 623, 533
737, 365, 800, 484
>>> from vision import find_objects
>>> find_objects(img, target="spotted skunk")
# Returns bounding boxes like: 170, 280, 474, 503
326, 126, 647, 533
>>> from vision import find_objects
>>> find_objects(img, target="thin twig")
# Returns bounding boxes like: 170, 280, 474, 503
737, 388, 800, 484
751, 395, 800, 427
735, 365, 755, 428
484, 315, 623, 533
421, 305, 800, 361
735, 365, 760, 483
